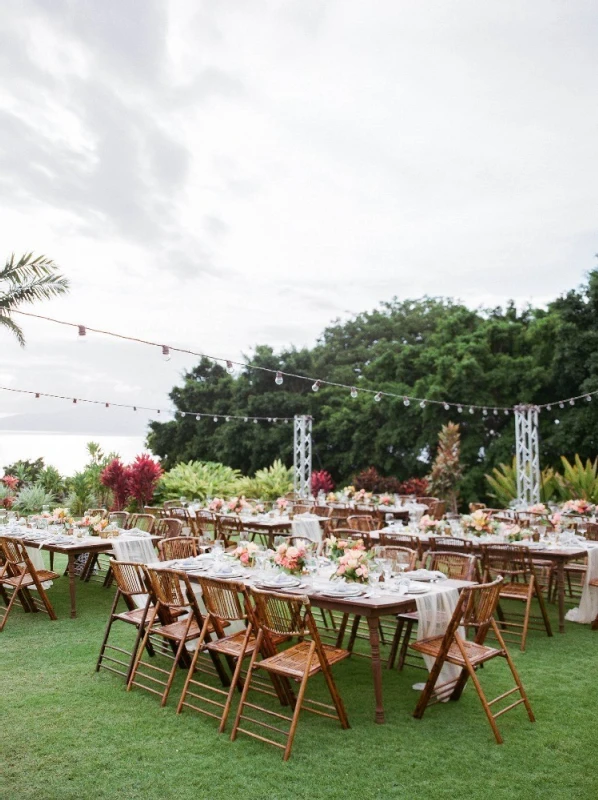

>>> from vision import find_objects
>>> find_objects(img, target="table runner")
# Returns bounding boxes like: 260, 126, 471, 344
414, 581, 462, 700
292, 514, 322, 543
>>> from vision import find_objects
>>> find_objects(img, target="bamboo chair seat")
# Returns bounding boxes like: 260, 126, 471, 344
204, 629, 287, 658
412, 636, 502, 666
1, 569, 58, 587
499, 582, 536, 599
257, 640, 350, 679
113, 607, 153, 625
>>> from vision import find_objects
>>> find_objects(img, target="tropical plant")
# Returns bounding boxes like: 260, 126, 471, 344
13, 484, 55, 514
3, 457, 45, 485
66, 472, 97, 516
37, 466, 66, 500
127, 454, 162, 509
557, 455, 598, 502
100, 458, 130, 510
353, 467, 385, 493
157, 461, 243, 502
398, 477, 429, 496
485, 459, 563, 506
311, 469, 335, 496
427, 422, 463, 512
0, 483, 15, 509
0, 253, 69, 346
237, 460, 294, 500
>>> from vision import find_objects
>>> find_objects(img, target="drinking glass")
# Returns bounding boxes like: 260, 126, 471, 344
368, 565, 382, 596
379, 558, 393, 587
274, 536, 286, 549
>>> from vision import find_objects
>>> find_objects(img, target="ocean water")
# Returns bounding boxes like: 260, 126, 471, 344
0, 432, 148, 475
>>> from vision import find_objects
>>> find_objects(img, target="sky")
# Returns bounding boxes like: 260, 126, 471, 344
0, 0, 597, 472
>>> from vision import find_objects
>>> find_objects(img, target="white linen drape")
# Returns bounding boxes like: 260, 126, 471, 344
565, 546, 598, 624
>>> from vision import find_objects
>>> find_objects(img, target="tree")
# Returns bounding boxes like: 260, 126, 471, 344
427, 422, 463, 513
0, 252, 69, 346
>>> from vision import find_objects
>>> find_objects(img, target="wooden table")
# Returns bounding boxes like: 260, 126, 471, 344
186, 570, 471, 724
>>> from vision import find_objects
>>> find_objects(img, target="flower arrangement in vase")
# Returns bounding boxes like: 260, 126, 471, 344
325, 534, 366, 561
562, 499, 594, 515
418, 514, 443, 532
273, 542, 307, 575
276, 497, 289, 514
227, 496, 248, 515
208, 498, 225, 513
461, 509, 496, 537
232, 541, 259, 567
332, 549, 372, 583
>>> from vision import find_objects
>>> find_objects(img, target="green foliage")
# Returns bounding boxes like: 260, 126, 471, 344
157, 461, 243, 502
37, 466, 66, 499
485, 460, 517, 507
558, 455, 598, 502
66, 472, 97, 516
3, 457, 45, 484
13, 484, 55, 514
236, 460, 294, 500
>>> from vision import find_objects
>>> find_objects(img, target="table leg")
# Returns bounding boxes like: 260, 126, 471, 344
556, 561, 566, 634
366, 616, 385, 724
68, 554, 77, 619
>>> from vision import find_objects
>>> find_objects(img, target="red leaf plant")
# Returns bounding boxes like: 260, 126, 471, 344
311, 470, 335, 495
100, 458, 130, 511
127, 454, 163, 510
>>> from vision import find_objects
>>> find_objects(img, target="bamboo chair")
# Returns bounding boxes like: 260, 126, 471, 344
379, 532, 419, 549
126, 513, 155, 533
154, 518, 184, 540
96, 561, 155, 682
483, 544, 552, 651
430, 501, 446, 520
347, 515, 378, 532
195, 510, 218, 541
388, 551, 478, 670
177, 577, 289, 732
85, 508, 108, 519
216, 515, 243, 547
108, 512, 129, 528
158, 536, 202, 561
411, 577, 535, 743
0, 538, 59, 631
144, 506, 165, 518
332, 529, 371, 550
165, 507, 197, 535
293, 503, 313, 515
416, 497, 439, 510
163, 501, 181, 511
584, 523, 598, 541
430, 536, 472, 554
231, 589, 350, 761
127, 567, 227, 706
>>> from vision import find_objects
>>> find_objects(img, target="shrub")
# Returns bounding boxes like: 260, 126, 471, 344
101, 459, 130, 510
311, 470, 334, 495
157, 461, 243, 502
127, 454, 162, 509
237, 460, 294, 501
353, 467, 384, 493
13, 484, 55, 514
398, 477, 429, 496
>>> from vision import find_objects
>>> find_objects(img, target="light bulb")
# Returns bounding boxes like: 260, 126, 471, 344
73, 398, 77, 404
275, 371, 283, 385
443, 403, 450, 411
469, 407, 474, 414
284, 419, 288, 424
225, 416, 230, 422
419, 400, 426, 409
105, 403, 109, 408
504, 409, 509, 415
161, 345, 171, 362
351, 387, 358, 398
403, 397, 410, 407
35, 393, 40, 399
253, 419, 258, 424
244, 417, 248, 422
482, 408, 487, 416
196, 414, 201, 421
133, 406, 137, 412
226, 360, 234, 374
569, 399, 575, 406
457, 406, 463, 413
586, 395, 592, 402
546, 405, 551, 412
312, 381, 321, 392
77, 325, 86, 343
213, 416, 218, 422
555, 419, 560, 425
375, 392, 383, 402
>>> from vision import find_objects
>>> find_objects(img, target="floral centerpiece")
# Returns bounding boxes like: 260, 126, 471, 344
497, 522, 524, 542
354, 489, 372, 504
325, 534, 367, 561
379, 494, 393, 507
461, 509, 496, 537
273, 542, 307, 575
208, 498, 225, 513
52, 507, 73, 524
344, 485, 356, 499
251, 502, 265, 515
562, 499, 594, 515
326, 492, 338, 503
232, 541, 259, 567
418, 514, 443, 532
276, 497, 289, 513
550, 512, 563, 531
332, 549, 372, 583
80, 515, 108, 536
227, 496, 248, 515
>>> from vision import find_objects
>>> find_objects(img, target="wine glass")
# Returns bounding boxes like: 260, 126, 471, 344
378, 558, 393, 587
367, 564, 382, 597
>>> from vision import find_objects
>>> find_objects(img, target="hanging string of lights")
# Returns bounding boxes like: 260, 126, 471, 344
0, 386, 293, 423
10, 310, 597, 415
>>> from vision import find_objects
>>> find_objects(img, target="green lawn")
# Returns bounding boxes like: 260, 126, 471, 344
1, 556, 597, 800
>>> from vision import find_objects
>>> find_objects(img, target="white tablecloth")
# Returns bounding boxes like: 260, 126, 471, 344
565, 546, 598, 624
414, 581, 462, 701
292, 514, 323, 543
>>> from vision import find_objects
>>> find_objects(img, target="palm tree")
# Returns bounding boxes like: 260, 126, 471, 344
0, 252, 70, 346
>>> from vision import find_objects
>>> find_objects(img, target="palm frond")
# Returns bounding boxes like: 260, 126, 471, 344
0, 274, 70, 311
0, 252, 66, 284
0, 313, 25, 346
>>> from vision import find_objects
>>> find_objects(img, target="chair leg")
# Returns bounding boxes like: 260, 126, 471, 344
413, 649, 447, 719
387, 617, 404, 669
96, 593, 121, 671
218, 625, 254, 733
127, 605, 160, 691
160, 617, 195, 707
176, 616, 212, 715
398, 620, 415, 671
231, 630, 264, 742
347, 615, 361, 652
283, 642, 315, 761
0, 581, 24, 631
461, 656, 504, 744
534, 578, 553, 637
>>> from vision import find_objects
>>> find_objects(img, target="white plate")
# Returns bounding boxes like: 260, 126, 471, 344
319, 585, 364, 598
258, 576, 301, 589
405, 585, 430, 595
207, 569, 245, 579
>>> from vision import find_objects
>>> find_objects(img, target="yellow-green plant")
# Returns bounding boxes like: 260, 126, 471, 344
157, 461, 242, 502
557, 455, 598, 502
236, 460, 294, 501
485, 459, 561, 506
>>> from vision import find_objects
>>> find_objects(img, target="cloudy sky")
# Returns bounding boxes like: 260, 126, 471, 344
0, 0, 597, 470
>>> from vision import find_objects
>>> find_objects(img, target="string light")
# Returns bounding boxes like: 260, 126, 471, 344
482, 408, 488, 416
213, 416, 218, 422
420, 400, 426, 408
275, 371, 283, 385
351, 387, 358, 398
546, 405, 551, 411
11, 310, 595, 416
403, 397, 410, 407
493, 409, 498, 415
72, 398, 77, 404
469, 407, 474, 414
312, 381, 321, 392
375, 392, 383, 402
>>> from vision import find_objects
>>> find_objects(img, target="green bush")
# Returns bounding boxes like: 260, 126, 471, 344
237, 460, 293, 500
157, 461, 243, 502
13, 484, 55, 514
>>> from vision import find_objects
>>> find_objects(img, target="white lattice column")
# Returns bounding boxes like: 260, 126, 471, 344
293, 415, 312, 498
514, 404, 541, 505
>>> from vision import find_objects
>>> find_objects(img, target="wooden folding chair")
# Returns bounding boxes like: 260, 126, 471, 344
332, 529, 371, 550
231, 588, 350, 761
484, 544, 552, 651
216, 515, 243, 547
430, 537, 472, 553
379, 532, 419, 549
411, 577, 535, 743
108, 511, 129, 527
0, 538, 59, 631
158, 536, 202, 561
85, 508, 108, 519
127, 567, 227, 706
195, 510, 218, 541
96, 560, 154, 682
154, 518, 183, 540
347, 515, 377, 532
126, 513, 155, 533
177, 577, 289, 732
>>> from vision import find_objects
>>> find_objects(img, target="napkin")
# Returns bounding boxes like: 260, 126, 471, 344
212, 564, 235, 576
404, 569, 447, 581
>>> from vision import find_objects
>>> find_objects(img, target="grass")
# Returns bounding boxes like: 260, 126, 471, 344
1, 556, 597, 800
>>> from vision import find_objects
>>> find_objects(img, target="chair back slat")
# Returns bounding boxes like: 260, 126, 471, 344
158, 537, 199, 561
428, 551, 478, 581
108, 511, 129, 527
109, 560, 149, 597
126, 513, 155, 533
154, 518, 183, 539
376, 545, 417, 570
251, 589, 309, 636
347, 515, 377, 532
147, 567, 191, 608
197, 576, 248, 622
